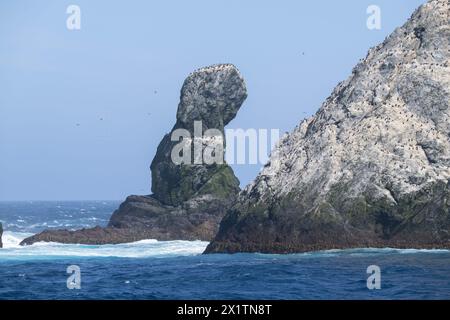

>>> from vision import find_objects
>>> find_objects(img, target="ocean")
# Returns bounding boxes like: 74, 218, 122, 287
0, 201, 449, 299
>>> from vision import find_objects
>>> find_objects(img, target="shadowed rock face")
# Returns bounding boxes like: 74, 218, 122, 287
20, 64, 247, 246
205, 0, 450, 254
0, 223, 3, 248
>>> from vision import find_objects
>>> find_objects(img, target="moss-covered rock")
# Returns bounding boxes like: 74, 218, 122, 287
206, 180, 450, 253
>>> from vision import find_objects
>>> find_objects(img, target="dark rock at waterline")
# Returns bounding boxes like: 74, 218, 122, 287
205, 0, 450, 254
205, 181, 450, 254
21, 64, 247, 246
0, 222, 3, 248
20, 194, 234, 245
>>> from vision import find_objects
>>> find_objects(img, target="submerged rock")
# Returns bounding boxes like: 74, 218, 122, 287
205, 0, 450, 254
21, 64, 247, 246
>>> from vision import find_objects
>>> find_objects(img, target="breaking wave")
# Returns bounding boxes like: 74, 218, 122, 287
0, 231, 208, 260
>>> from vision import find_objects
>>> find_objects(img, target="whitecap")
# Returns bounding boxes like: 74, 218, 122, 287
0, 231, 208, 260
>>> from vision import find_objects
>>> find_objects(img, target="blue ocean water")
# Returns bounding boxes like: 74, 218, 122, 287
0, 201, 449, 300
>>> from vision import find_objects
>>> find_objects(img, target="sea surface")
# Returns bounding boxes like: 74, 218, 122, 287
0, 201, 449, 300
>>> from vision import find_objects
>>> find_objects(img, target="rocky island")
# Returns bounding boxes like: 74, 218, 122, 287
205, 0, 450, 253
21, 64, 247, 245
20, 0, 449, 253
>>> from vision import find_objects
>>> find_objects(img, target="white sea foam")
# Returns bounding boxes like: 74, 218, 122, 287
1, 232, 448, 261
305, 247, 450, 257
0, 231, 208, 260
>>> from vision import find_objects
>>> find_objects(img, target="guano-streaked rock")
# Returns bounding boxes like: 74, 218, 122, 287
205, 0, 450, 254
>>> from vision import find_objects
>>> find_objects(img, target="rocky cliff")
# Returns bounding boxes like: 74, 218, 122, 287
21, 64, 246, 245
205, 0, 450, 253
151, 64, 245, 206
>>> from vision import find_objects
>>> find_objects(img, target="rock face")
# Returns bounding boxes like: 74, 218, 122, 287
205, 0, 450, 254
151, 64, 245, 206
21, 64, 247, 246
0, 222, 3, 248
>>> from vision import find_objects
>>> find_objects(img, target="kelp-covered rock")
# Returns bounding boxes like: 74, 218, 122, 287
206, 0, 450, 254
21, 64, 247, 246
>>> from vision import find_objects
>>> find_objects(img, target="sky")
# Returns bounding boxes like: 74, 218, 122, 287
0, 0, 425, 201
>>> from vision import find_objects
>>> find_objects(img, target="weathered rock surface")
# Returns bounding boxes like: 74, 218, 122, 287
21, 64, 246, 246
0, 222, 3, 248
205, 0, 450, 254
151, 64, 246, 206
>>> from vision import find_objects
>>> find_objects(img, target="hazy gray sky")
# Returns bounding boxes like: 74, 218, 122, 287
0, 0, 424, 200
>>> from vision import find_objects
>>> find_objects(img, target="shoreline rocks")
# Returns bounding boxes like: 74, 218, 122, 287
0, 222, 3, 248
